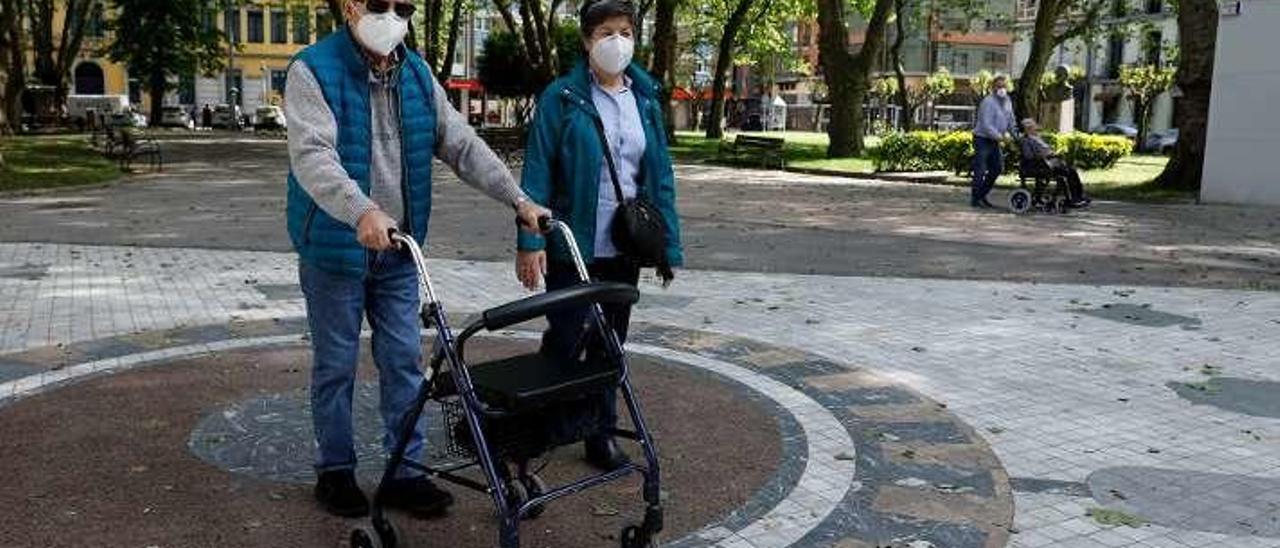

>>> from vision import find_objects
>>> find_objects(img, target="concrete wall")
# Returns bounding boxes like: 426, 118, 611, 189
1201, 0, 1280, 206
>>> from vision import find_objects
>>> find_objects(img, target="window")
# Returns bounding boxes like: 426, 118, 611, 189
316, 9, 333, 38
1016, 0, 1037, 20
86, 3, 105, 37
271, 9, 287, 43
179, 74, 196, 105
247, 9, 264, 43
292, 7, 310, 44
224, 9, 241, 43
1145, 0, 1163, 14
1144, 30, 1163, 66
1111, 0, 1128, 18
983, 50, 1008, 70
270, 69, 288, 95
1106, 34, 1125, 78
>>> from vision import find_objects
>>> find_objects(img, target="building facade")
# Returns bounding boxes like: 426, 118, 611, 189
1010, 0, 1177, 132
1201, 0, 1280, 205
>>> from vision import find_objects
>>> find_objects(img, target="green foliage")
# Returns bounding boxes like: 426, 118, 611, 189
918, 67, 955, 103
477, 30, 541, 99
555, 21, 584, 76
870, 130, 1133, 172
1119, 64, 1176, 105
870, 77, 898, 102
106, 0, 227, 88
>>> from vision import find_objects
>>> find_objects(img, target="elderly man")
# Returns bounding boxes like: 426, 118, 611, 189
1020, 118, 1089, 208
285, 0, 548, 518
971, 75, 1016, 208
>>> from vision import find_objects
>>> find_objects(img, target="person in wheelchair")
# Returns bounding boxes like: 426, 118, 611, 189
1019, 118, 1091, 208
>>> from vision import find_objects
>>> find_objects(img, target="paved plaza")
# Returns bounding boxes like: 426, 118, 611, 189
1, 136, 1279, 547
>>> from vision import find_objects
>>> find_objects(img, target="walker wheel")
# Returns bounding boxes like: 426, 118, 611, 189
620, 525, 652, 548
1008, 189, 1032, 214
350, 525, 383, 548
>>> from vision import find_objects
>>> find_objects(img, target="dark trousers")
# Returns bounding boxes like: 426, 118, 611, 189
1049, 160, 1086, 202
971, 136, 1004, 204
541, 256, 641, 437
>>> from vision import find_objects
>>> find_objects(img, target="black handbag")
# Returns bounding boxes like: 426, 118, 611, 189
591, 116, 674, 282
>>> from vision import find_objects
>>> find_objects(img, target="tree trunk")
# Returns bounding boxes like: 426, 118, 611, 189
704, 0, 755, 139
148, 69, 166, 127
2, 0, 24, 132
437, 0, 464, 80
648, 0, 678, 138
1155, 0, 1217, 191
890, 0, 912, 131
1013, 0, 1063, 122
634, 0, 654, 65
817, 0, 893, 157
1134, 97, 1151, 150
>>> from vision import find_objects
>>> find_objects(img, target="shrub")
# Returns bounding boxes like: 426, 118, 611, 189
868, 130, 1132, 173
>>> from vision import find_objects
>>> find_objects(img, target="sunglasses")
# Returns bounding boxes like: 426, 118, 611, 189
364, 0, 416, 18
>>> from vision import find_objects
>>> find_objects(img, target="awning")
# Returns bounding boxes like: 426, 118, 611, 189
670, 87, 733, 101
445, 79, 484, 92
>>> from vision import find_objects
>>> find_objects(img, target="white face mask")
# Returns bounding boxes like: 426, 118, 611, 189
355, 11, 408, 57
995, 88, 1009, 99
590, 34, 634, 76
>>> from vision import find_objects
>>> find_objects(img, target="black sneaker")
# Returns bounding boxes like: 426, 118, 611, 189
315, 470, 369, 517
382, 476, 455, 518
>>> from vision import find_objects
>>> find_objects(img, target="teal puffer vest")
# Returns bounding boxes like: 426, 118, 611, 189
285, 28, 436, 277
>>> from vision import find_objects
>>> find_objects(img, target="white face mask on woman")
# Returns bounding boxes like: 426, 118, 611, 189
590, 34, 635, 76
355, 10, 408, 57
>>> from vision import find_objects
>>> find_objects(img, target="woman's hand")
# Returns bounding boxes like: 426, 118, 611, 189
516, 250, 547, 290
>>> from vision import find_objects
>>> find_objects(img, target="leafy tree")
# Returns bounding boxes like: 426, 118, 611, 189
647, 0, 679, 137
1155, 0, 1216, 190
1118, 64, 1174, 148
29, 0, 94, 109
106, 0, 226, 125
0, 0, 23, 135
916, 66, 954, 129
1013, 0, 1108, 121
418, 0, 471, 81
817, 0, 895, 157
490, 0, 565, 90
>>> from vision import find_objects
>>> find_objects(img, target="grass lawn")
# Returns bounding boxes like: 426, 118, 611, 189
0, 135, 121, 192
671, 130, 1186, 202
671, 130, 878, 173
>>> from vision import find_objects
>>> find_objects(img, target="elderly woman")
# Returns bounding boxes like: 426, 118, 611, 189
514, 0, 683, 470
1020, 118, 1090, 208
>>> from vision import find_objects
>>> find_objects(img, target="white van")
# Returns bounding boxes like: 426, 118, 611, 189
67, 95, 130, 124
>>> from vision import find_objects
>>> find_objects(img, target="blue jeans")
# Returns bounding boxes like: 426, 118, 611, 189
541, 257, 641, 436
971, 136, 1003, 204
300, 250, 425, 477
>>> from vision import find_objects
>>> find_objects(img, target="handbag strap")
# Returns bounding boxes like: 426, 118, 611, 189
590, 114, 628, 204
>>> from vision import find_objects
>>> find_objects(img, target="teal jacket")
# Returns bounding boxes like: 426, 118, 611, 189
517, 61, 683, 267
285, 29, 436, 277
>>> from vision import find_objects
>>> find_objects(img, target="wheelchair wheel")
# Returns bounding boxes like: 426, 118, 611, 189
1008, 189, 1032, 214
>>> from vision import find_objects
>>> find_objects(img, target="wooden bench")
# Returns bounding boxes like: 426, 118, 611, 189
717, 135, 786, 169
477, 126, 526, 164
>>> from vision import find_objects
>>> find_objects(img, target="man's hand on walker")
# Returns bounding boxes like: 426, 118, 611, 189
516, 250, 546, 291
356, 208, 398, 251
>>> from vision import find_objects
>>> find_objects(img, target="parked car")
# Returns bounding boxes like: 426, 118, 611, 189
211, 104, 243, 130
254, 105, 286, 131
158, 105, 196, 130
1141, 128, 1178, 155
108, 110, 148, 128
1090, 123, 1139, 140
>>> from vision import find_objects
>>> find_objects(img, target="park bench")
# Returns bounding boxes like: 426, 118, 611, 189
717, 135, 786, 169
116, 127, 163, 172
476, 126, 526, 164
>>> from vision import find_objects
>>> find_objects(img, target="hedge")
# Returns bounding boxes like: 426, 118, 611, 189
869, 131, 1133, 173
